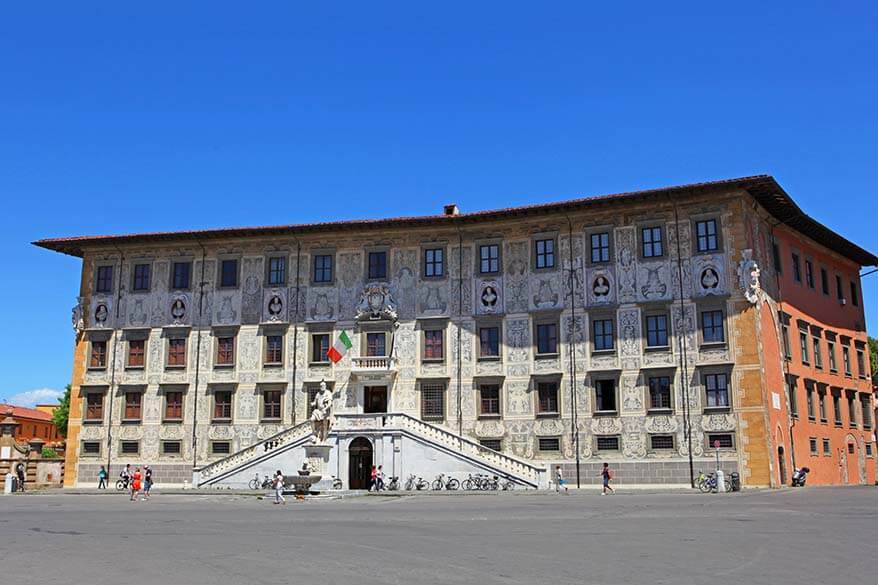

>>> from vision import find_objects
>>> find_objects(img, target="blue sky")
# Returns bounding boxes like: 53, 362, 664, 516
1, 2, 876, 405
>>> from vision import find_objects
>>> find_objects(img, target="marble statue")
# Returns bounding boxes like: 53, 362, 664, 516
309, 380, 335, 443
737, 249, 761, 304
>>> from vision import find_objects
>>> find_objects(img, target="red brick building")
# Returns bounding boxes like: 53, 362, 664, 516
0, 404, 63, 444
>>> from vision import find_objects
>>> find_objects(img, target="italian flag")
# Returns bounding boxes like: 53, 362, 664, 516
326, 331, 353, 363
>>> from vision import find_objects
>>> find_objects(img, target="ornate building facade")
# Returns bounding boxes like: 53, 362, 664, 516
37, 175, 876, 488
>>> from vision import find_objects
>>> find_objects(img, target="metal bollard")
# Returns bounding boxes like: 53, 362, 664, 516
715, 469, 726, 493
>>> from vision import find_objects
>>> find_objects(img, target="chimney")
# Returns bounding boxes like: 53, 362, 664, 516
443, 204, 460, 216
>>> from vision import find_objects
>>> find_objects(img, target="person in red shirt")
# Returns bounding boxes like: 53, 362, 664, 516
130, 467, 142, 502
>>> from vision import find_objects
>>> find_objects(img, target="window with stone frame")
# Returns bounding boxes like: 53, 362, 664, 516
805, 381, 815, 419
650, 435, 675, 450
263, 390, 282, 420
164, 391, 183, 421
127, 339, 145, 368
84, 393, 104, 422
538, 437, 561, 451
368, 251, 387, 280
828, 341, 837, 371
535, 238, 555, 269
123, 392, 142, 421
701, 310, 725, 344
642, 226, 664, 258
90, 340, 107, 369
809, 437, 818, 456
167, 338, 187, 368
478, 325, 500, 359
846, 391, 858, 428
480, 438, 502, 452
212, 442, 231, 455
786, 376, 798, 418
96, 265, 114, 293
313, 254, 333, 283
423, 248, 444, 278
799, 330, 809, 364
818, 386, 827, 422
162, 441, 182, 456
823, 438, 831, 456
479, 244, 500, 274
219, 259, 238, 288
213, 391, 233, 421
861, 394, 873, 430
704, 373, 729, 408
132, 263, 151, 292
535, 321, 558, 355
82, 441, 101, 456
423, 329, 444, 361
648, 376, 673, 411
421, 382, 445, 421
121, 441, 140, 455
366, 332, 386, 357
781, 325, 792, 359
842, 346, 852, 376
215, 336, 235, 367
856, 349, 866, 378
265, 335, 284, 365
791, 253, 802, 283
479, 384, 501, 417
645, 314, 669, 348
267, 256, 286, 286
311, 333, 329, 363
593, 318, 614, 352
172, 261, 191, 290
805, 259, 814, 288
832, 390, 843, 426
590, 232, 611, 263
536, 381, 559, 415
596, 436, 620, 451
695, 219, 719, 252
812, 336, 823, 369
707, 433, 734, 449
594, 379, 617, 413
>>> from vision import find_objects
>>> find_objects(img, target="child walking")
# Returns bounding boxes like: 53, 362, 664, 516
600, 462, 615, 495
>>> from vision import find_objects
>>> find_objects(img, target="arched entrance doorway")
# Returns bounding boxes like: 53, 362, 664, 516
777, 445, 787, 486
348, 437, 373, 490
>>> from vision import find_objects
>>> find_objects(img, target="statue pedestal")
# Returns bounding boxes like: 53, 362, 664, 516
303, 443, 333, 492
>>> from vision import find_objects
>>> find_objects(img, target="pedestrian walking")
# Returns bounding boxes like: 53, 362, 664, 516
273, 469, 286, 505
143, 465, 153, 499
555, 465, 567, 494
376, 465, 385, 491
97, 465, 108, 489
15, 462, 26, 492
369, 465, 378, 492
130, 467, 142, 501
600, 462, 615, 495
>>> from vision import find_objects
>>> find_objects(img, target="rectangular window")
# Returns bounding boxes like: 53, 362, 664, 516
867, 443, 874, 457
535, 238, 555, 268
836, 275, 844, 300
786, 377, 798, 418
168, 337, 186, 368
707, 433, 734, 449
695, 219, 718, 252
84, 393, 103, 422
648, 376, 672, 411
701, 310, 725, 344
220, 259, 238, 288
861, 395, 873, 430
368, 251, 387, 280
211, 442, 231, 455
479, 384, 501, 416
594, 379, 617, 413
850, 282, 859, 306
311, 334, 329, 363
268, 256, 286, 286
799, 331, 809, 364
213, 391, 233, 421
843, 347, 851, 376
263, 390, 282, 420
813, 337, 823, 369
82, 441, 101, 456
538, 437, 561, 451
537, 382, 559, 415
307, 386, 320, 418
847, 392, 857, 428
772, 242, 782, 273
805, 382, 814, 419
805, 260, 814, 288
313, 254, 333, 283
704, 373, 729, 408
782, 325, 792, 359
479, 244, 499, 274
823, 438, 831, 456
366, 333, 386, 357
121, 441, 140, 455
424, 248, 444, 277
590, 232, 610, 263
645, 314, 669, 348
642, 226, 663, 258
596, 436, 619, 451
593, 319, 614, 351
792, 254, 802, 283
96, 265, 113, 293
536, 322, 558, 355
818, 388, 827, 422
650, 435, 675, 450
828, 342, 837, 371
265, 335, 284, 365
423, 329, 444, 360
164, 391, 183, 421
127, 339, 145, 368
809, 437, 818, 456
478, 326, 500, 358
856, 350, 866, 378
832, 391, 842, 425
90, 340, 107, 369
132, 263, 151, 292
421, 383, 445, 421
162, 441, 182, 456
215, 337, 235, 366
123, 392, 142, 421
480, 438, 502, 451
821, 268, 829, 295
172, 261, 191, 290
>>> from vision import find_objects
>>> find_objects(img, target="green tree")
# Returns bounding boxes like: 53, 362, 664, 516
52, 384, 71, 438
870, 337, 878, 385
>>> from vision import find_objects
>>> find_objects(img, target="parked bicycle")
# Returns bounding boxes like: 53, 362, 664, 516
385, 476, 400, 491
115, 477, 130, 491
405, 474, 429, 491
431, 473, 460, 491
694, 470, 730, 493
461, 473, 490, 490
330, 475, 343, 490
248, 473, 274, 490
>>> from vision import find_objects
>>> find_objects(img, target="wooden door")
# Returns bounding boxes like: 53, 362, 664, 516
348, 437, 373, 490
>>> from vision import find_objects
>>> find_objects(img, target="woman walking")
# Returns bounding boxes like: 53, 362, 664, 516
273, 470, 286, 505
600, 462, 615, 495
97, 465, 108, 489
369, 465, 378, 492
130, 467, 142, 502
143, 465, 153, 499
